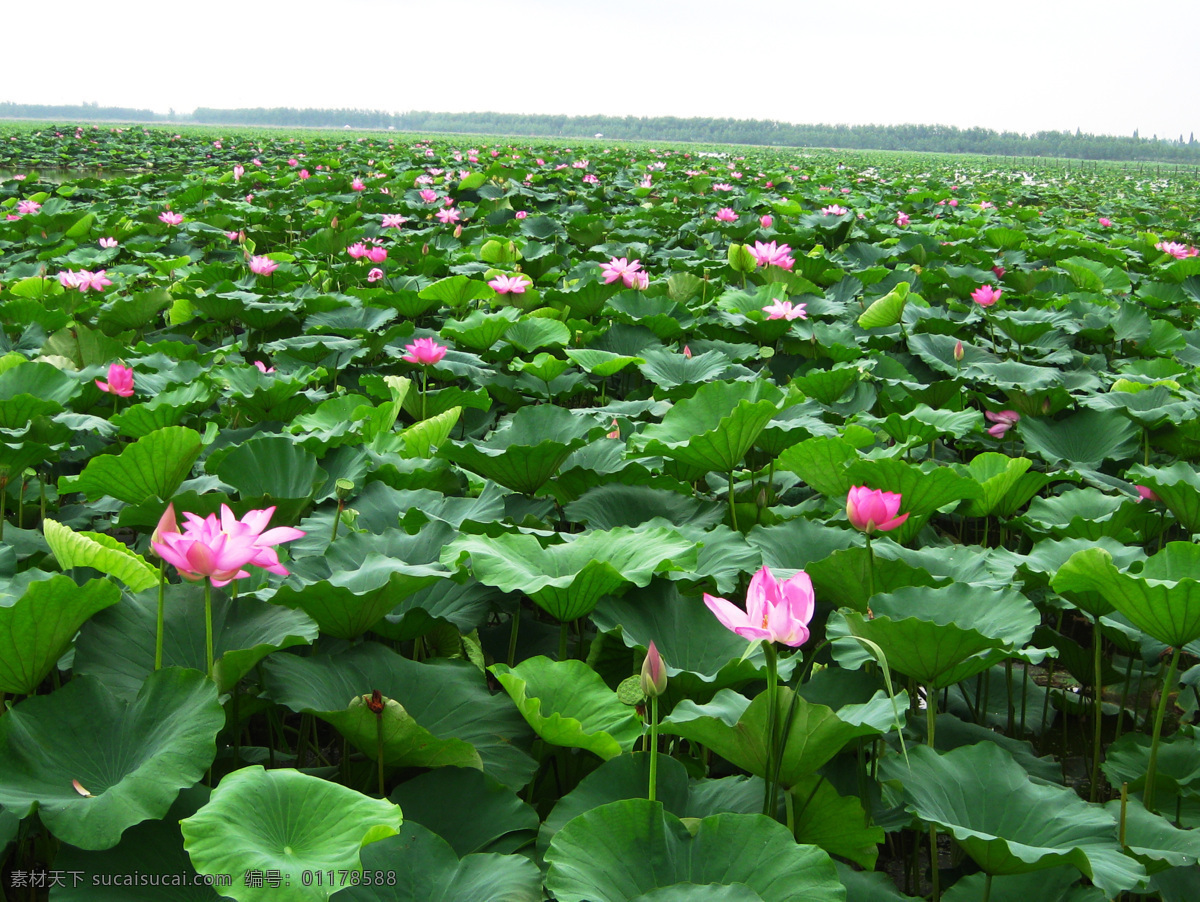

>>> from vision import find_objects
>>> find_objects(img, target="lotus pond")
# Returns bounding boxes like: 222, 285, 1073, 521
1, 124, 1199, 901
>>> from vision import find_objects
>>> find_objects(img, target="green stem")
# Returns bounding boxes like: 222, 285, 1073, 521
865, 534, 876, 603
1145, 646, 1181, 813
330, 500, 343, 543
203, 580, 214, 680
376, 713, 386, 797
728, 470, 739, 531
929, 821, 941, 902
1090, 614, 1104, 802
762, 643, 779, 818
558, 619, 569, 662
421, 367, 428, 421
926, 683, 937, 747
982, 872, 993, 902
648, 695, 659, 803
155, 563, 166, 671
507, 604, 521, 668
926, 681, 940, 902
784, 789, 796, 837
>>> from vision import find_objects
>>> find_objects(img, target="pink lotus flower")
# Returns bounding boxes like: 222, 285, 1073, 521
895, 211, 910, 227
640, 640, 667, 697
971, 284, 1002, 307
683, 345, 692, 358
365, 245, 387, 263
1098, 217, 1112, 227
992, 265, 1006, 279
600, 257, 645, 288
703, 565, 815, 647
253, 360, 275, 374
1136, 485, 1161, 503
402, 338, 448, 365
515, 210, 528, 219
233, 164, 244, 181
16, 200, 41, 215
382, 214, 407, 228
846, 486, 909, 534
299, 169, 310, 179
98, 237, 118, 248
346, 242, 368, 259
715, 207, 738, 222
749, 241, 795, 270
77, 270, 113, 292
948, 199, 959, 207
980, 201, 994, 209
96, 363, 134, 397
821, 204, 849, 216
351, 177, 366, 191
1156, 241, 1195, 260
488, 274, 529, 294
582, 173, 599, 184
436, 207, 460, 224
159, 211, 183, 225
249, 256, 278, 276
367, 267, 385, 283
419, 188, 438, 204
760, 214, 773, 228
151, 504, 305, 587
288, 158, 299, 167
712, 183, 733, 192
985, 409, 1020, 439
763, 299, 807, 321
606, 418, 621, 440
57, 270, 83, 289
226, 230, 245, 242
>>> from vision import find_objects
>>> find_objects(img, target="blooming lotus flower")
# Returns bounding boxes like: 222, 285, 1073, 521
367, 267, 385, 283
346, 242, 368, 259
895, 211, 910, 227
436, 207, 460, 224
365, 245, 387, 263
79, 270, 112, 292
248, 256, 278, 276
703, 565, 815, 647
57, 270, 83, 288
714, 207, 738, 222
600, 257, 645, 288
985, 409, 1020, 439
1136, 485, 1162, 503
992, 265, 1006, 279
821, 204, 849, 216
159, 211, 183, 225
253, 360, 275, 374
98, 237, 118, 248
419, 188, 438, 203
402, 337, 447, 365
846, 486, 908, 534
488, 274, 528, 294
16, 200, 41, 215
299, 169, 310, 179
712, 183, 733, 192
971, 284, 1001, 307
749, 241, 795, 270
96, 363, 134, 397
151, 504, 304, 587
233, 164, 244, 181
1156, 241, 1195, 260
382, 214, 407, 228
351, 177, 366, 191
762, 299, 807, 321
1098, 217, 1112, 227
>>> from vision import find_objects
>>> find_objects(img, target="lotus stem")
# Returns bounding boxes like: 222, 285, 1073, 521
762, 643, 780, 818
1090, 615, 1104, 802
558, 619, 570, 662
376, 712, 386, 797
1144, 645, 1181, 812
330, 499, 343, 544
929, 821, 941, 902
784, 788, 796, 836
203, 580, 214, 681
507, 604, 521, 668
1115, 653, 1135, 744
647, 695, 659, 803
155, 562, 166, 671
982, 873, 993, 902
0, 481, 6, 541
728, 470, 739, 532
421, 367, 428, 421
865, 534, 876, 603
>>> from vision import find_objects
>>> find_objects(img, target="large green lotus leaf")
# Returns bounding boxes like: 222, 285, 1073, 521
262, 643, 536, 789
43, 518, 160, 593
442, 526, 697, 622
490, 657, 643, 759
418, 274, 495, 306
775, 435, 858, 499
0, 361, 81, 404
60, 426, 202, 504
1052, 544, 1200, 648
806, 545, 948, 612
438, 404, 600, 494
835, 860, 922, 901
843, 458, 982, 544
389, 767, 538, 857
875, 405, 982, 446
792, 367, 861, 406
181, 766, 402, 902
746, 516, 857, 571
1103, 797, 1200, 874
374, 579, 502, 641
1019, 408, 1140, 468
0, 805, 18, 853
789, 774, 884, 870
544, 799, 844, 902
74, 584, 318, 697
0, 574, 119, 694
504, 317, 571, 352
858, 281, 909, 329
1129, 462, 1200, 533
212, 434, 326, 501
880, 743, 1146, 895
1082, 386, 1195, 430
961, 453, 1036, 518
1101, 731, 1200, 800
565, 348, 645, 377
829, 583, 1039, 688
637, 348, 731, 390
539, 753, 692, 857
563, 483, 724, 531
629, 887, 765, 902
54, 787, 221, 901
633, 380, 783, 473
662, 686, 899, 789
440, 307, 521, 351
335, 821, 542, 902
0, 669, 222, 850
1020, 487, 1137, 542
941, 868, 1088, 902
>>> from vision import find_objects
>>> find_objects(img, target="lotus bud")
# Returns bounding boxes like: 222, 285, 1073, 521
151, 502, 178, 547
954, 340, 964, 362
453, 224, 463, 238
421, 243, 430, 255
640, 641, 668, 698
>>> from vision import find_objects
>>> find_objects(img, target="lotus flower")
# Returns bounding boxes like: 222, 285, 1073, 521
16, 199, 41, 215
1136, 485, 1162, 503
714, 207, 738, 222
436, 207, 460, 224
151, 504, 304, 587
821, 204, 849, 216
381, 214, 407, 228
95, 363, 134, 397
98, 237, 118, 248
253, 360, 275, 374
367, 267, 385, 283
1098, 217, 1112, 227
488, 274, 528, 295
703, 565, 815, 647
159, 210, 183, 225
985, 409, 1020, 439
365, 245, 387, 263
346, 242, 368, 259
640, 641, 668, 697
749, 241, 794, 270
762, 299, 807, 321
971, 284, 1002, 307
402, 338, 447, 365
895, 211, 910, 227
248, 256, 278, 276
760, 214, 773, 229
846, 486, 909, 534
600, 256, 645, 288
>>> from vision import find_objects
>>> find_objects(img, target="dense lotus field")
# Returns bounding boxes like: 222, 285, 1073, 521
2, 123, 1200, 901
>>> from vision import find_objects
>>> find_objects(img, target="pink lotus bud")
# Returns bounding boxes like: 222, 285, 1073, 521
640, 641, 668, 697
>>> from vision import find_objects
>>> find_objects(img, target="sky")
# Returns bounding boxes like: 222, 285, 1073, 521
6, 0, 1198, 140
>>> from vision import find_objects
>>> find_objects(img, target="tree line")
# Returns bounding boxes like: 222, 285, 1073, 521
3, 101, 1198, 164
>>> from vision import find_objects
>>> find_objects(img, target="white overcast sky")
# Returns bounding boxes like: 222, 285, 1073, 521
5, 0, 1197, 140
